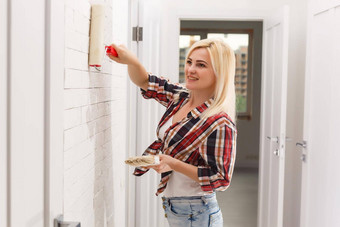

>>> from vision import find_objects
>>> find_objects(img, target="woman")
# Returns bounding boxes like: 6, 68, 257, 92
108, 38, 237, 227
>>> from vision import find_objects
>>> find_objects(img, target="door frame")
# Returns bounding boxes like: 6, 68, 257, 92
0, 0, 8, 225
130, 4, 268, 223
299, 2, 313, 225
260, 6, 290, 227
126, 4, 289, 227
127, 0, 141, 226
45, 0, 64, 226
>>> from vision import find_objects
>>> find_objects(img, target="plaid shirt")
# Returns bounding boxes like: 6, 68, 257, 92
134, 74, 237, 196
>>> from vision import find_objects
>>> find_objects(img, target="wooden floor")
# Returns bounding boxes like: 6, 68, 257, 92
216, 168, 259, 227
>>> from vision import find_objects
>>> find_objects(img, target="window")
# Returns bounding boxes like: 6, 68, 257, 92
179, 35, 201, 83
179, 20, 262, 120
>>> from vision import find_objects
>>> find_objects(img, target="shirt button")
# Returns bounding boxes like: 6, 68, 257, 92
165, 214, 167, 218
163, 205, 166, 209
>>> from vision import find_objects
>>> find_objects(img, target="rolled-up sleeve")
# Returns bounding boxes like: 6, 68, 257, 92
140, 74, 185, 107
197, 122, 237, 192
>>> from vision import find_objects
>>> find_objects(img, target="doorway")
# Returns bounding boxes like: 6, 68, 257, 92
179, 20, 263, 227
130, 1, 289, 225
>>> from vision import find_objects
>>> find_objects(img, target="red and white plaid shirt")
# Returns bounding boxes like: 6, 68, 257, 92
134, 74, 237, 196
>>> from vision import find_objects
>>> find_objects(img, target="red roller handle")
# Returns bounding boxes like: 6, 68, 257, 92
105, 46, 118, 57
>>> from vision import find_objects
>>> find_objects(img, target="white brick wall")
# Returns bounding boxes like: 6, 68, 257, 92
64, 0, 129, 226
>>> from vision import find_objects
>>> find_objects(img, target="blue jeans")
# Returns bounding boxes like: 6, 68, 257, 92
161, 193, 223, 227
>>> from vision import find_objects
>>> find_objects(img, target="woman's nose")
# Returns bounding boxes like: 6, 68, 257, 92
187, 65, 196, 73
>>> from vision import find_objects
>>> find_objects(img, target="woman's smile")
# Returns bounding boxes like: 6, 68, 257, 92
187, 75, 199, 81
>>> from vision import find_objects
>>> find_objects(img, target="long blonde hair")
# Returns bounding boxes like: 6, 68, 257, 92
183, 38, 236, 123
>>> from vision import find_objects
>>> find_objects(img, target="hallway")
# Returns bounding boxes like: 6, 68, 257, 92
217, 168, 258, 227
3, 0, 340, 226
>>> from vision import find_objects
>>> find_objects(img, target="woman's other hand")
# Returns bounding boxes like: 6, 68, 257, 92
146, 154, 178, 174
107, 43, 139, 66
147, 154, 199, 182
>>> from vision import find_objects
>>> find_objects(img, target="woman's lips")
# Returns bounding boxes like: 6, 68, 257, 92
187, 75, 199, 81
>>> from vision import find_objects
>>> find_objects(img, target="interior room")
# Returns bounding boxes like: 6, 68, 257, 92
1, 0, 339, 227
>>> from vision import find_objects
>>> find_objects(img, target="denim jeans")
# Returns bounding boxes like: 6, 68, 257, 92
161, 193, 223, 227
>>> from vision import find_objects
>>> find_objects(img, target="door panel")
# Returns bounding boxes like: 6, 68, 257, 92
301, 2, 340, 227
269, 18, 285, 227
8, 0, 46, 226
259, 6, 289, 227
260, 26, 274, 227
4, 0, 64, 226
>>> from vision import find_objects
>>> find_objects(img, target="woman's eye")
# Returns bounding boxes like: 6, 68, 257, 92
186, 60, 192, 64
198, 63, 206, 68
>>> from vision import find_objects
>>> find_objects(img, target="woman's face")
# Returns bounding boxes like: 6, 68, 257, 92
185, 48, 216, 93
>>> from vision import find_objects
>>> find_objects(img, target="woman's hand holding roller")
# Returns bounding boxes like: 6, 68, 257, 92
107, 43, 148, 90
107, 43, 139, 66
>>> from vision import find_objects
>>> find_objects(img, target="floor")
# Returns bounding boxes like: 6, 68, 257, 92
216, 168, 259, 227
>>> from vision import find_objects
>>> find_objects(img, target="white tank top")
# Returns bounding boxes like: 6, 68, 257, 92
159, 116, 210, 197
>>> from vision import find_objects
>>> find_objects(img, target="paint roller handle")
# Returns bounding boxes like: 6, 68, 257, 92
105, 46, 118, 57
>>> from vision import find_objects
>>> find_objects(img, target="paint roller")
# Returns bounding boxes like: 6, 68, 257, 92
89, 4, 118, 68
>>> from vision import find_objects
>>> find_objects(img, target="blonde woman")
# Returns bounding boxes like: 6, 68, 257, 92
108, 38, 237, 227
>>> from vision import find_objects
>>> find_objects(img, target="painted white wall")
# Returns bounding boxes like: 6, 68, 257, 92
154, 1, 308, 227
63, 0, 129, 226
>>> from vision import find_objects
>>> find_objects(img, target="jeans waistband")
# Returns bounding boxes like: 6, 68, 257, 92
161, 192, 216, 205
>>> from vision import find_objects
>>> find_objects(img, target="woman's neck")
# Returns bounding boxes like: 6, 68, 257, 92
187, 90, 214, 108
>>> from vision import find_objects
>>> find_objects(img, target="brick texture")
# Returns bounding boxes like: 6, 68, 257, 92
64, 0, 129, 226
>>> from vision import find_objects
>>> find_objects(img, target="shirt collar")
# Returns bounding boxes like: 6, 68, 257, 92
186, 97, 215, 119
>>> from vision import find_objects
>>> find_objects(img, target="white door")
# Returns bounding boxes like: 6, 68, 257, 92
1, 1, 64, 226
258, 6, 289, 227
7, 0, 46, 226
133, 0, 170, 227
299, 1, 340, 226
